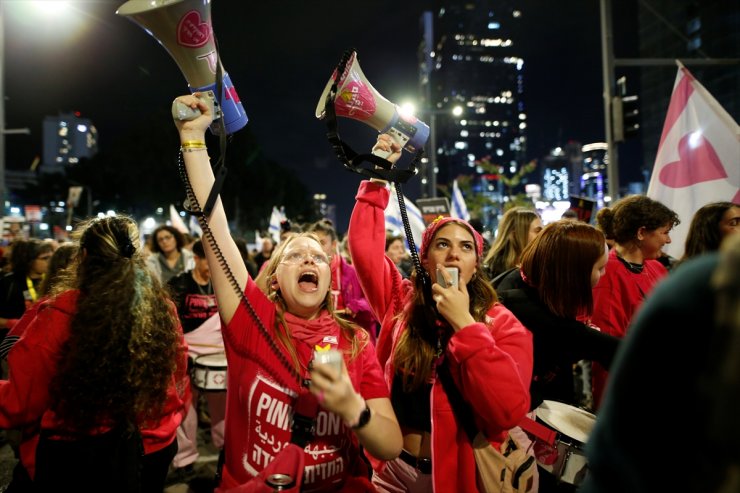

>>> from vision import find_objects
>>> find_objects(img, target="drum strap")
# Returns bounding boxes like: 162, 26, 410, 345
518, 416, 557, 446
438, 362, 557, 445
436, 361, 479, 443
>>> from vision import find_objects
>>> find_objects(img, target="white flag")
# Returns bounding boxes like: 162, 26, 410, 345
169, 204, 189, 234
451, 180, 471, 221
268, 206, 286, 244
385, 185, 425, 252
647, 62, 740, 258
188, 215, 203, 238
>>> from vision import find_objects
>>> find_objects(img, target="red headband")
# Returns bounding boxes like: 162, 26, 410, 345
420, 216, 484, 261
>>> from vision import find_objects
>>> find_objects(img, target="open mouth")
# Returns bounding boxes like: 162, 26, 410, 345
298, 271, 319, 291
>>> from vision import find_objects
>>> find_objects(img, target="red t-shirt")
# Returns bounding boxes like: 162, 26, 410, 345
219, 278, 388, 492
591, 249, 668, 407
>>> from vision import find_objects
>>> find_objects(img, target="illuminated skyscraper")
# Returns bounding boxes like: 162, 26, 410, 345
421, 0, 525, 215
42, 112, 98, 173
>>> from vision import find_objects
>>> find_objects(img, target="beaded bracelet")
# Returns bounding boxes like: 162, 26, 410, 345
180, 146, 208, 153
180, 140, 207, 153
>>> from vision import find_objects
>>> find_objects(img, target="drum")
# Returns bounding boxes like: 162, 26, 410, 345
192, 352, 228, 391
534, 400, 596, 486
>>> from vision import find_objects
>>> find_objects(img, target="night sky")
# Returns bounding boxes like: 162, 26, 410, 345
3, 0, 641, 231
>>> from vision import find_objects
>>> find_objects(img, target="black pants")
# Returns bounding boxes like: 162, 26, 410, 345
34, 427, 177, 493
141, 440, 178, 493
6, 461, 33, 493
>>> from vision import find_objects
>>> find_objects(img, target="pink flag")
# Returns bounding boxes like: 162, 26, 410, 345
647, 62, 740, 258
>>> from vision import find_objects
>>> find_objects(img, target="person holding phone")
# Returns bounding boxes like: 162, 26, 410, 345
348, 134, 533, 492
171, 94, 401, 492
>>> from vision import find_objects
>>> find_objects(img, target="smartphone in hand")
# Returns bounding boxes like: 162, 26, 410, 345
436, 267, 459, 289
313, 349, 343, 374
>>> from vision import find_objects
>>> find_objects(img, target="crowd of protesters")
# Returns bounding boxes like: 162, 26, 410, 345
0, 92, 737, 493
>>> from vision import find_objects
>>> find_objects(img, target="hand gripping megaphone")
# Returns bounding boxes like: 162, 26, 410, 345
117, 0, 247, 135
315, 50, 429, 164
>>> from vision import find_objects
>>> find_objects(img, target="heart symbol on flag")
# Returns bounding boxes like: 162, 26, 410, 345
177, 10, 211, 48
658, 132, 728, 188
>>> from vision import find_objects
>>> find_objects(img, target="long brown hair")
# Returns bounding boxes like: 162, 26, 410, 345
255, 233, 366, 372
682, 202, 739, 261
49, 216, 182, 432
520, 220, 605, 319
484, 207, 540, 279
394, 224, 496, 390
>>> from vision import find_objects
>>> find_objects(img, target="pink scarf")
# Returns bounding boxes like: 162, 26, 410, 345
283, 310, 341, 350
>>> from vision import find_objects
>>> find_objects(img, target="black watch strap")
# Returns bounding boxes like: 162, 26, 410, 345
351, 403, 372, 430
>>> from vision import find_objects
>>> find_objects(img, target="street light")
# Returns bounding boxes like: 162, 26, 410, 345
405, 102, 463, 198
1, 1, 78, 214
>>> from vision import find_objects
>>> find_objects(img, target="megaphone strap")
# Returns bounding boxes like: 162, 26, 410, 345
322, 90, 422, 184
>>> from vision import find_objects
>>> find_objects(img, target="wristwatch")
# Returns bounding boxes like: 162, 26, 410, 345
349, 401, 372, 430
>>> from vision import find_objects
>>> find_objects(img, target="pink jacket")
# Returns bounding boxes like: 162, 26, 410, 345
349, 180, 533, 492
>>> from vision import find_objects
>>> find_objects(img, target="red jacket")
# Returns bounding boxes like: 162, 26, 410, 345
0, 290, 191, 479
349, 181, 533, 492
591, 249, 667, 407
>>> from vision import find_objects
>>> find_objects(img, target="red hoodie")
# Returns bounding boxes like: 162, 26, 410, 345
0, 290, 191, 479
349, 180, 533, 492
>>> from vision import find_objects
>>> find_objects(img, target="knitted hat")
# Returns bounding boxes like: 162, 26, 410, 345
420, 216, 484, 261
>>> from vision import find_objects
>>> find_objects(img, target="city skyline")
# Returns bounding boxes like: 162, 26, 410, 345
1, 0, 674, 232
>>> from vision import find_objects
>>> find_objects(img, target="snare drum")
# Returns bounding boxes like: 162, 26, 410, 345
534, 400, 596, 486
192, 352, 228, 391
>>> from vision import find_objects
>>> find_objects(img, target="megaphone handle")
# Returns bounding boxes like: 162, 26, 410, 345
372, 148, 392, 160
372, 131, 410, 159
172, 100, 202, 121
171, 91, 219, 122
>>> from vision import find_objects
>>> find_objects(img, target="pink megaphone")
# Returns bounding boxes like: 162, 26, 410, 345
315, 51, 429, 158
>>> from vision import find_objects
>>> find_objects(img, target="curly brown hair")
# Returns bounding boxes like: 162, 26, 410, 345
149, 225, 186, 254
49, 216, 182, 432
595, 195, 680, 246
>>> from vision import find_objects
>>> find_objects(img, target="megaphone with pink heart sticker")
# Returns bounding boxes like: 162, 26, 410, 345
117, 0, 247, 135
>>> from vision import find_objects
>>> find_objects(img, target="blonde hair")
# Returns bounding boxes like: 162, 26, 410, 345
485, 207, 540, 279
255, 233, 366, 371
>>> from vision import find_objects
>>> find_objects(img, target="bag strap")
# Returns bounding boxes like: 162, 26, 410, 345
438, 355, 557, 447
491, 267, 518, 290
436, 360, 479, 443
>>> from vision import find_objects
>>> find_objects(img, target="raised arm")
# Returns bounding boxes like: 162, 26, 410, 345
172, 94, 247, 326
347, 135, 404, 323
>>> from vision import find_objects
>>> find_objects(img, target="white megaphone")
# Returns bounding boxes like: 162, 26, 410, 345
116, 0, 247, 135
315, 51, 429, 159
